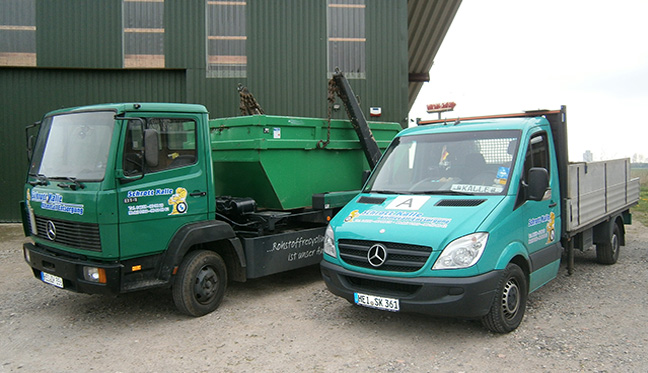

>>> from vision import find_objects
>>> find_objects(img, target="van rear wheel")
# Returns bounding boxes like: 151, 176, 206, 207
482, 263, 527, 333
596, 223, 621, 265
173, 250, 227, 317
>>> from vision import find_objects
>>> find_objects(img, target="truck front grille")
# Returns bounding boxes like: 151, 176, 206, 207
34, 215, 102, 252
338, 239, 432, 272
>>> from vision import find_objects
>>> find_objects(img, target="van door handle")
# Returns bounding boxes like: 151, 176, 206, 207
549, 202, 557, 208
190, 191, 207, 197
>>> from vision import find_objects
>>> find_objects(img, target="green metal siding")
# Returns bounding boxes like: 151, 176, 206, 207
248, 0, 327, 118
366, 0, 409, 125
165, 0, 205, 70
0, 0, 409, 221
36, 0, 123, 68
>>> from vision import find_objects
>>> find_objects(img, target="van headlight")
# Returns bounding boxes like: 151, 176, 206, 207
323, 225, 337, 258
433, 232, 488, 270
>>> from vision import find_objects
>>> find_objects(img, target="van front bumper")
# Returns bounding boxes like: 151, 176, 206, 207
320, 260, 502, 319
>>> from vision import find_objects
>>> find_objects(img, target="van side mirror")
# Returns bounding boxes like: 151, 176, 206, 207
144, 129, 159, 168
527, 167, 549, 201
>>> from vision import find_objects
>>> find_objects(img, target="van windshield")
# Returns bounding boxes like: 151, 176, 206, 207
29, 110, 116, 182
365, 130, 521, 195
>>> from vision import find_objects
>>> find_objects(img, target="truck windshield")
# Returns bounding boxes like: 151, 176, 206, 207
29, 110, 115, 182
365, 130, 521, 195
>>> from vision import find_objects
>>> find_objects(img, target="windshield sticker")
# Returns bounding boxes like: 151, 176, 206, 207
496, 167, 510, 185
344, 210, 451, 228
528, 212, 556, 244
385, 196, 430, 210
451, 184, 504, 194
29, 190, 84, 215
497, 167, 510, 180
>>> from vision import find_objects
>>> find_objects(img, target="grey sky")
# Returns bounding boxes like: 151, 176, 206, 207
409, 0, 648, 161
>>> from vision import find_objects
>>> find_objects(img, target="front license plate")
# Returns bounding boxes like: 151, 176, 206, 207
354, 292, 399, 312
41, 272, 64, 288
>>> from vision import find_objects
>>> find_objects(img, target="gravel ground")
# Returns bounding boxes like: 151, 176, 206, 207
1, 222, 647, 372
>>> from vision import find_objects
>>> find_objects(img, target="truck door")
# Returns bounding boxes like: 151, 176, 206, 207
517, 131, 561, 287
116, 114, 209, 259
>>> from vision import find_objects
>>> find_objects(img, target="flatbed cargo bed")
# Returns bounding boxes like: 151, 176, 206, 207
565, 158, 640, 233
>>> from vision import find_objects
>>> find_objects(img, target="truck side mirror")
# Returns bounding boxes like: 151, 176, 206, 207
361, 169, 371, 185
527, 167, 549, 201
27, 135, 36, 160
25, 120, 41, 163
144, 129, 159, 168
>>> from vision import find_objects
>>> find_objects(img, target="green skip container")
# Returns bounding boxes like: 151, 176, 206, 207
209, 115, 401, 210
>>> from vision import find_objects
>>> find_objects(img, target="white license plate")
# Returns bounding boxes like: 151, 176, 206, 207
41, 272, 64, 288
354, 292, 399, 312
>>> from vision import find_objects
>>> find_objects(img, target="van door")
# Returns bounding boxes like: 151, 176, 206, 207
516, 130, 561, 290
116, 113, 209, 260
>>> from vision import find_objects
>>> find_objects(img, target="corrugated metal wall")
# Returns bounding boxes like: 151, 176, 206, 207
0, 0, 409, 221
366, 0, 408, 123
248, 0, 327, 118
37, 1, 123, 68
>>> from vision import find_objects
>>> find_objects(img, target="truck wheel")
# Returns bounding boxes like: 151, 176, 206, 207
173, 250, 227, 317
596, 223, 621, 264
482, 263, 527, 333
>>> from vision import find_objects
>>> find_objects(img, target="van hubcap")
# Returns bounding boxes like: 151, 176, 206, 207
502, 279, 520, 319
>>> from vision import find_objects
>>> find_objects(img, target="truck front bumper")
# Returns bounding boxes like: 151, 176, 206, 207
320, 260, 502, 319
23, 242, 122, 295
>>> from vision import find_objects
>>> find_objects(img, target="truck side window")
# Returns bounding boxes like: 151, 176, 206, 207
123, 118, 197, 175
522, 132, 550, 182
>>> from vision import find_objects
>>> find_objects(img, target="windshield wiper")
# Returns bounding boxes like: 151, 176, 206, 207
425, 190, 475, 196
407, 190, 475, 196
28, 174, 49, 186
367, 190, 405, 195
52, 176, 86, 190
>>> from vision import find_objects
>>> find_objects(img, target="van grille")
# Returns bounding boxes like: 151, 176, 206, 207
338, 239, 432, 272
34, 215, 102, 252
345, 276, 421, 297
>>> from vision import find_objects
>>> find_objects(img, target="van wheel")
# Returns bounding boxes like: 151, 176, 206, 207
596, 223, 621, 264
482, 263, 527, 333
173, 250, 227, 317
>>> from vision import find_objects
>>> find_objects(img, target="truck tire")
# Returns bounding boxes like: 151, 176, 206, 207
482, 263, 528, 333
596, 223, 621, 265
173, 250, 227, 317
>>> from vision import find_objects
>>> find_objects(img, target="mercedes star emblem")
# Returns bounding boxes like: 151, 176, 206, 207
46, 220, 57, 241
367, 244, 387, 267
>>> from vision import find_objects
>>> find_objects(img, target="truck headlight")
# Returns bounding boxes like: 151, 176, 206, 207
323, 225, 337, 258
433, 232, 488, 270
82, 266, 107, 283
23, 248, 31, 263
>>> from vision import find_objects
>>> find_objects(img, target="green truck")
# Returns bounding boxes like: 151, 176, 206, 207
21, 81, 401, 316
321, 107, 640, 332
